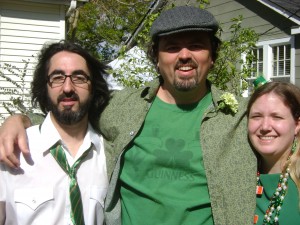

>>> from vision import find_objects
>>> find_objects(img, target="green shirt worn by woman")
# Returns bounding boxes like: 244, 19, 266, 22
256, 173, 300, 224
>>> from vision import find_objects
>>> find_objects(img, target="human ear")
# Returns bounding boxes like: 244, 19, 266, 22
295, 118, 300, 135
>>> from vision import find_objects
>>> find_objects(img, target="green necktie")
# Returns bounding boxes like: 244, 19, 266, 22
50, 144, 91, 225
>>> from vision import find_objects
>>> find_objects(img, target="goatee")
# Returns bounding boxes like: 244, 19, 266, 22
47, 92, 90, 125
174, 59, 199, 91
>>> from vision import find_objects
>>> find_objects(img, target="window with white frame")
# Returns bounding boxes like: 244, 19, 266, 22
246, 48, 264, 94
245, 37, 294, 95
272, 44, 291, 77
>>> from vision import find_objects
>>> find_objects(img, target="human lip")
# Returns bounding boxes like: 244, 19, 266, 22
258, 136, 276, 141
60, 98, 77, 106
178, 65, 194, 71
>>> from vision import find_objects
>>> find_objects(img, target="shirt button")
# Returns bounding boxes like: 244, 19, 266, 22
32, 199, 36, 204
129, 131, 135, 136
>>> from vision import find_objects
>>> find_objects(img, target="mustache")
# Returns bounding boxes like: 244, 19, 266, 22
175, 59, 198, 69
57, 92, 79, 102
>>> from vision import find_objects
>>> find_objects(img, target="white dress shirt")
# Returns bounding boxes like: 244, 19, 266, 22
0, 113, 108, 225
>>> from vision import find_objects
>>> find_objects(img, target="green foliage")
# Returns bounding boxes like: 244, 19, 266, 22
109, 46, 158, 88
196, 0, 210, 9
136, 12, 159, 50
68, 0, 155, 61
68, 1, 258, 93
209, 15, 259, 95
107, 5, 162, 88
0, 60, 34, 120
108, 1, 258, 92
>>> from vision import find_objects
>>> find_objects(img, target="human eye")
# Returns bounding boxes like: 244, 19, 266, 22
249, 113, 262, 120
50, 74, 65, 83
168, 45, 179, 51
163, 44, 180, 52
189, 44, 203, 50
272, 114, 284, 120
71, 74, 89, 83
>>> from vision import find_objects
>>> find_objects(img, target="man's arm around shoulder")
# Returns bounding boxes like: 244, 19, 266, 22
0, 114, 32, 168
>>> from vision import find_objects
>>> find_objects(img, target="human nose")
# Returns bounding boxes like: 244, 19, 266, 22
260, 117, 272, 131
178, 48, 192, 59
62, 76, 75, 92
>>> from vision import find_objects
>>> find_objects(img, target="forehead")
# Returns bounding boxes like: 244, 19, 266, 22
159, 31, 211, 45
253, 93, 289, 110
49, 51, 88, 70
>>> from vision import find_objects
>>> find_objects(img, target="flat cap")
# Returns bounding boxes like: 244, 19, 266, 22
150, 6, 219, 40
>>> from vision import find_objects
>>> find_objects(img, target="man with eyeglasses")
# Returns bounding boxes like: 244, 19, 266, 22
0, 41, 110, 225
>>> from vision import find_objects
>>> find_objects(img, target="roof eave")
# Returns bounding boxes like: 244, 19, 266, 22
257, 0, 300, 25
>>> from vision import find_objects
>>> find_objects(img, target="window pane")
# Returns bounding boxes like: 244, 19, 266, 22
272, 44, 290, 77
279, 61, 284, 75
278, 46, 284, 60
286, 45, 291, 59
251, 48, 263, 77
286, 60, 290, 75
273, 61, 278, 76
273, 47, 277, 60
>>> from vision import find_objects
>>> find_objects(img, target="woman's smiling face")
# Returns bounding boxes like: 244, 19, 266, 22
248, 92, 300, 163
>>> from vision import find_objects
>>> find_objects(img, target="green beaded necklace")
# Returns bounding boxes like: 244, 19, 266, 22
255, 154, 292, 225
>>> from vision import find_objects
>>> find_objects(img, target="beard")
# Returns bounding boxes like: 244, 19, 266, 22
47, 92, 91, 125
172, 59, 200, 91
174, 77, 198, 91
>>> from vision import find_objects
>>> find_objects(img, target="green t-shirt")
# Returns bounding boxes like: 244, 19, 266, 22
120, 92, 214, 225
255, 173, 300, 224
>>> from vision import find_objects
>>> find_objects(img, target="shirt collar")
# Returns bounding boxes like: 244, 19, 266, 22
39, 113, 102, 155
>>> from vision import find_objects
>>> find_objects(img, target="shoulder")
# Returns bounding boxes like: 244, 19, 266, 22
210, 84, 249, 116
26, 124, 41, 138
109, 79, 160, 106
99, 80, 159, 140
102, 80, 159, 117
25, 124, 45, 153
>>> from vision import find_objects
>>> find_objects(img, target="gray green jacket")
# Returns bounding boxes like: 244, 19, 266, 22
99, 79, 257, 225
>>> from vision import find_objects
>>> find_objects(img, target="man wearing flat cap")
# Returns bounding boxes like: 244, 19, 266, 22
0, 5, 256, 225
103, 6, 256, 225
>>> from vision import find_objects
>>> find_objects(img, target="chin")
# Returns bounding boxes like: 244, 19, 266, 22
256, 149, 278, 157
62, 106, 79, 112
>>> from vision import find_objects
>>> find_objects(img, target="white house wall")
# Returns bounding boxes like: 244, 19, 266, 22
0, 0, 67, 122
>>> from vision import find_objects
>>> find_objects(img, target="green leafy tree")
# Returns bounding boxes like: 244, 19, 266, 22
109, 11, 161, 88
109, 46, 157, 89
68, 0, 159, 61
209, 15, 259, 96
105, 1, 259, 94
66, 0, 259, 94
0, 60, 34, 120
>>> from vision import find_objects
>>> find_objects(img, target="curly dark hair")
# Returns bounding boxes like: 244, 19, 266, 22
31, 40, 110, 131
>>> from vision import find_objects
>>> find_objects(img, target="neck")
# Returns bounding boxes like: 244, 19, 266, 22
157, 83, 208, 104
260, 160, 283, 174
259, 151, 291, 174
50, 112, 88, 157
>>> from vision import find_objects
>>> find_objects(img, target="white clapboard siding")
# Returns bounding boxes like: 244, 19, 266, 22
0, 0, 68, 122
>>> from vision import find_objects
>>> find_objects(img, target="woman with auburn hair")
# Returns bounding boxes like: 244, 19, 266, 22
247, 81, 300, 225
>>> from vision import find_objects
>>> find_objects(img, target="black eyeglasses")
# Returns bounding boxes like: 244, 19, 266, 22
47, 73, 91, 87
